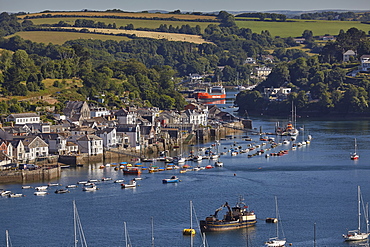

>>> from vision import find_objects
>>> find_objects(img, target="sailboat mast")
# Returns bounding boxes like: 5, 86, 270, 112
124, 222, 128, 247
275, 196, 279, 239
358, 186, 361, 233
73, 201, 77, 247
190, 200, 193, 247
6, 230, 9, 247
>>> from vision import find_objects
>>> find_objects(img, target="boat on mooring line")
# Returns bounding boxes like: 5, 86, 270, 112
200, 196, 256, 232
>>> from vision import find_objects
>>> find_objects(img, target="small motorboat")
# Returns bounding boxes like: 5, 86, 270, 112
55, 189, 70, 194
48, 183, 60, 187
121, 180, 137, 188
1, 191, 11, 196
34, 191, 48, 196
8, 193, 24, 198
162, 176, 179, 183
102, 177, 112, 181
77, 181, 88, 184
35, 186, 48, 191
214, 161, 224, 167
88, 179, 99, 183
22, 185, 32, 189
114, 179, 124, 183
83, 185, 98, 191
66, 184, 77, 188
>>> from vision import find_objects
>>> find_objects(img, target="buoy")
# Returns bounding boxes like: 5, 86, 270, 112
234, 173, 236, 176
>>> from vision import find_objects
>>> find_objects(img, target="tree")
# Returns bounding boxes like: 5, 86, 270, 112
302, 30, 313, 41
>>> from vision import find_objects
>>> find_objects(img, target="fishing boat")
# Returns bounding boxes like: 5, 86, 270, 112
350, 138, 359, 160
162, 176, 179, 183
121, 180, 137, 188
265, 196, 287, 247
193, 85, 226, 100
200, 196, 256, 232
343, 186, 369, 241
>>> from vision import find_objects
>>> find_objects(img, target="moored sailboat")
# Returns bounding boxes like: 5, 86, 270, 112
265, 196, 287, 247
343, 186, 369, 241
350, 138, 359, 160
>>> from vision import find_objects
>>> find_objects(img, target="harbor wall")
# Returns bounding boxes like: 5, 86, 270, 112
58, 154, 103, 165
0, 166, 61, 184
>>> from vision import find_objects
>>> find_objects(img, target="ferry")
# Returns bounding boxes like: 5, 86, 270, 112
194, 86, 226, 100
200, 196, 256, 232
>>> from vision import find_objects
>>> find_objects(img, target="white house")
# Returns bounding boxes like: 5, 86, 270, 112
360, 55, 370, 71
6, 113, 40, 125
264, 87, 292, 101
253, 67, 272, 77
13, 136, 49, 162
343, 50, 356, 62
95, 127, 117, 148
76, 135, 103, 155
116, 124, 140, 149
182, 109, 208, 126
38, 133, 68, 155
89, 106, 110, 118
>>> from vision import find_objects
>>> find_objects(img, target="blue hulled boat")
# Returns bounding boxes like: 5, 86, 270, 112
162, 176, 179, 183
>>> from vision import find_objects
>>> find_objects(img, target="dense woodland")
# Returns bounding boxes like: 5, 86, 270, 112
0, 11, 370, 117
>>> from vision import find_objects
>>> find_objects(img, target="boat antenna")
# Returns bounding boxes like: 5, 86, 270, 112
313, 222, 316, 247
151, 217, 154, 247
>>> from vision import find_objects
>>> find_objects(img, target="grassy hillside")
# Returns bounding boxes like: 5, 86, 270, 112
235, 19, 370, 37
6, 31, 131, 45
0, 78, 83, 102
25, 17, 215, 31
17, 11, 217, 21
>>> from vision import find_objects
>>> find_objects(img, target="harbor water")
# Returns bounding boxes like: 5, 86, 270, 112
1, 116, 370, 247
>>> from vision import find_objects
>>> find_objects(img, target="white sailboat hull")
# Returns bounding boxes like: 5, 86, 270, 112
343, 232, 369, 241
265, 239, 286, 246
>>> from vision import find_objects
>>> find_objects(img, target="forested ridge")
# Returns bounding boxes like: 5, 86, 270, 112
0, 10, 369, 117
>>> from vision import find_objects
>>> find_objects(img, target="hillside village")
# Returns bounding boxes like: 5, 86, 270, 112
0, 101, 247, 169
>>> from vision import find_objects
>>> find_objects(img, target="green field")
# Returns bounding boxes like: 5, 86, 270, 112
26, 18, 215, 32
235, 19, 370, 37
7, 31, 130, 45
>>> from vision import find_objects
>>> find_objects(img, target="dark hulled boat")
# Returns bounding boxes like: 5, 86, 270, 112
200, 197, 256, 232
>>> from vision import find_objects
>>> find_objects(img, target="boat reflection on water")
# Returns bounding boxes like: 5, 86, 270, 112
202, 99, 226, 105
